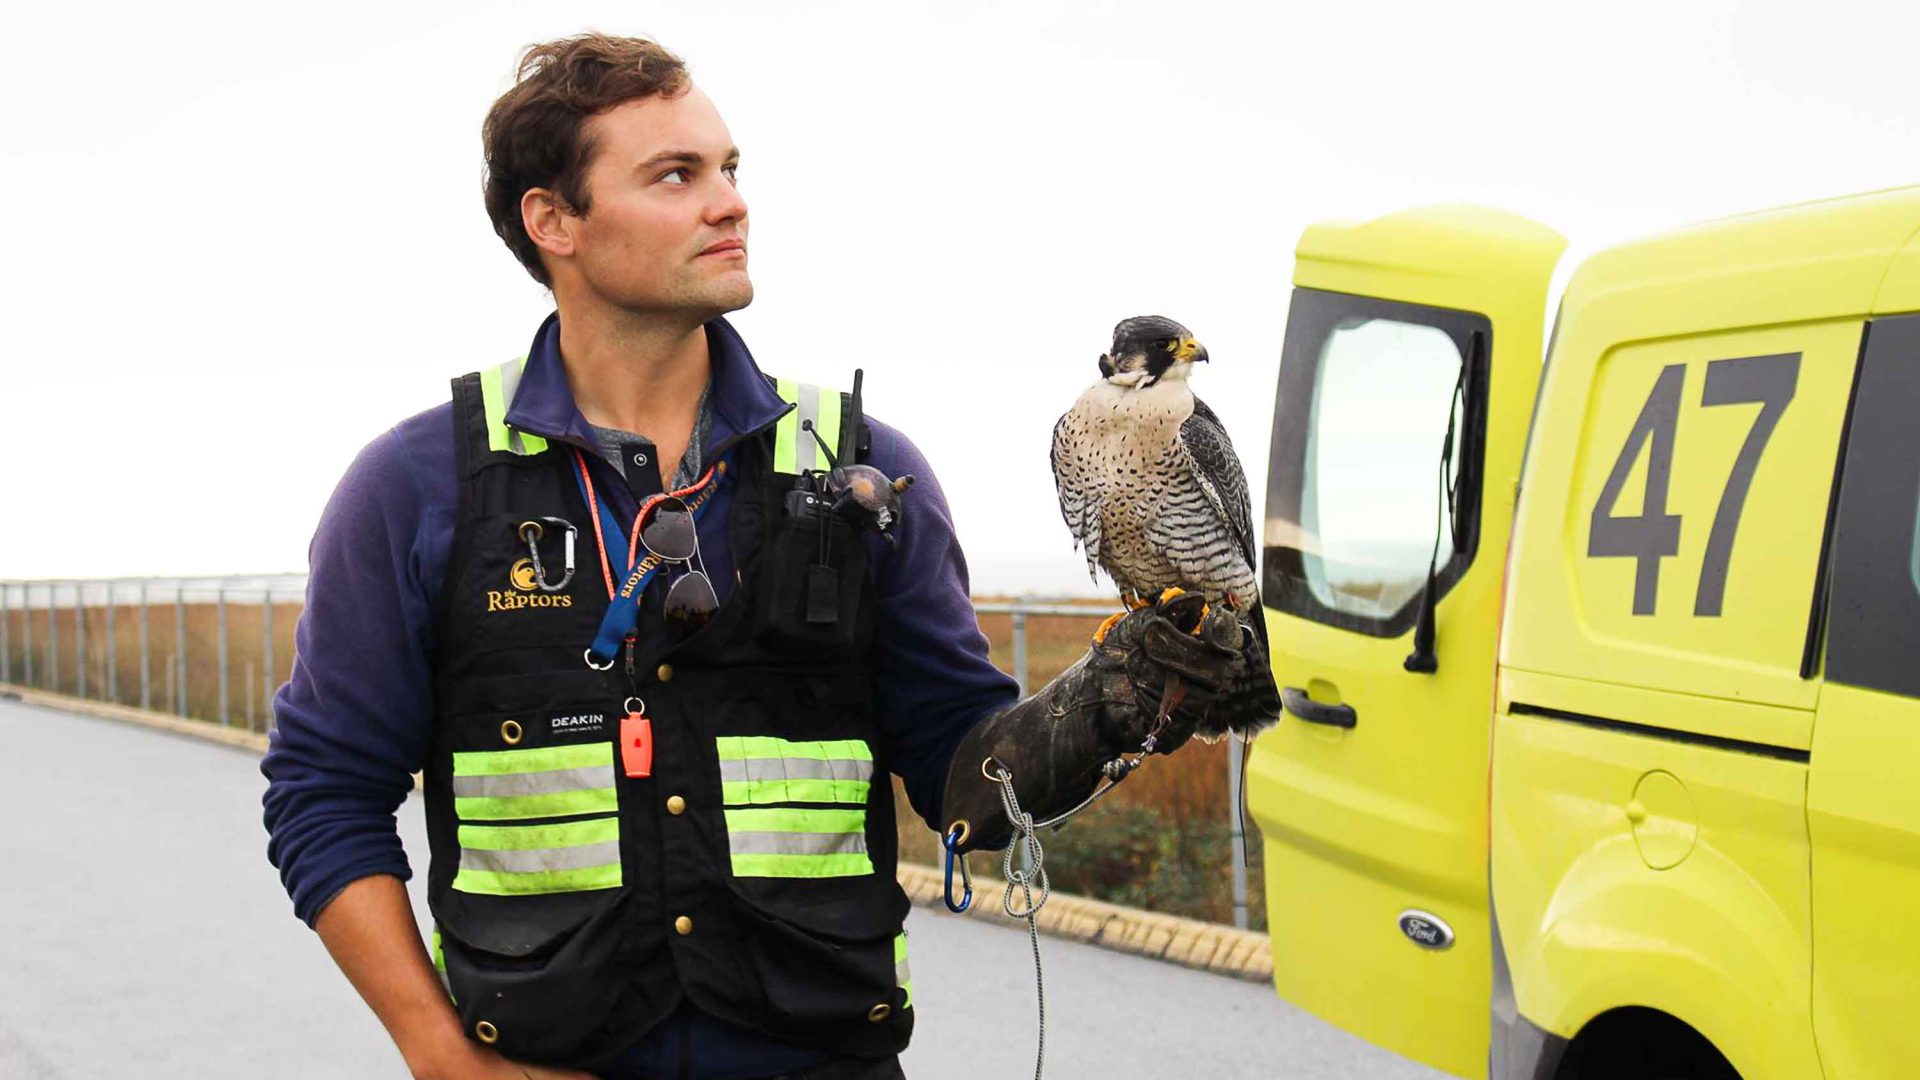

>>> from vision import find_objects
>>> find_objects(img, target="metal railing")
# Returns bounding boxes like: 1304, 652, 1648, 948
0, 575, 303, 732
1, 575, 1251, 927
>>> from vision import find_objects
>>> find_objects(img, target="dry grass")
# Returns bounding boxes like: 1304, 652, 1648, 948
3, 594, 1264, 928
2, 600, 298, 734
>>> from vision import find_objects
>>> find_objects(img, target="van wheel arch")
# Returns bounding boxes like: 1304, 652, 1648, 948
1553, 1007, 1740, 1080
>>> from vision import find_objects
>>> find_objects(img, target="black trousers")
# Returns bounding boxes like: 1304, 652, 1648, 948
772, 1055, 905, 1080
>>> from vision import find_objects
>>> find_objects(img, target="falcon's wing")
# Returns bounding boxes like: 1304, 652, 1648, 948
1051, 410, 1103, 581
1177, 396, 1257, 576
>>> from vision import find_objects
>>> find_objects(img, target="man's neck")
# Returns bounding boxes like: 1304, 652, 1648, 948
555, 300, 714, 440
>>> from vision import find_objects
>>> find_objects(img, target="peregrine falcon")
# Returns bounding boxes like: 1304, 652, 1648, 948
1051, 315, 1282, 736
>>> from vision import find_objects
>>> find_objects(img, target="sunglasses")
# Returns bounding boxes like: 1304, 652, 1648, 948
637, 494, 718, 631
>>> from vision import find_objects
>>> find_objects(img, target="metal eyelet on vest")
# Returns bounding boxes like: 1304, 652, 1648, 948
517, 520, 543, 543
867, 1003, 891, 1023
500, 720, 523, 745
475, 1020, 500, 1044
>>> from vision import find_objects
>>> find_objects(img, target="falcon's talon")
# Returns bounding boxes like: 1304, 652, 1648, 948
1190, 602, 1212, 636
1124, 594, 1151, 610
1092, 612, 1126, 645
1157, 587, 1187, 603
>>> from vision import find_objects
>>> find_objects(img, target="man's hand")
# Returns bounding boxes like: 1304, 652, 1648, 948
412, 1039, 598, 1080
311, 876, 599, 1080
939, 589, 1243, 851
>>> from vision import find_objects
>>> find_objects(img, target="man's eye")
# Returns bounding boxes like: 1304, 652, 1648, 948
722, 163, 739, 184
661, 167, 690, 185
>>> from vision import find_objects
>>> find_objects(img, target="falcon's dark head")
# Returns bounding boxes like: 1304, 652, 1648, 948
1100, 315, 1208, 387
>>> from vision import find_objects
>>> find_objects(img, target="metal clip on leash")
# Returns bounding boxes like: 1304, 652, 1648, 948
982, 754, 1050, 1080
967, 703, 1171, 1080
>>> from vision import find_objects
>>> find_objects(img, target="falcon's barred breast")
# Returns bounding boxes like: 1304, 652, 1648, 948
1051, 315, 1281, 736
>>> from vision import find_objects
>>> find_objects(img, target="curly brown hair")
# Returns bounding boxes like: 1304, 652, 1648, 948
482, 34, 692, 285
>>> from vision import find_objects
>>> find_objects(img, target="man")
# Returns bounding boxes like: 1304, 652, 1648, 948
261, 33, 1240, 1080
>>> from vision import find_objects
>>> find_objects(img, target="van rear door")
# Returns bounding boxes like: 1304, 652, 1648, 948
1245, 206, 1562, 1078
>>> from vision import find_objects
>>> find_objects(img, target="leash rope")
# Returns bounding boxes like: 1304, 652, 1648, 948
984, 757, 1048, 1080
953, 672, 1183, 1079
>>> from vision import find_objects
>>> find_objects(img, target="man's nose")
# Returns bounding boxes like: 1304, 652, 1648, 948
704, 175, 748, 225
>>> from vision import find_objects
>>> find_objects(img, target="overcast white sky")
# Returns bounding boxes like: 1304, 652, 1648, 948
3, 0, 1914, 594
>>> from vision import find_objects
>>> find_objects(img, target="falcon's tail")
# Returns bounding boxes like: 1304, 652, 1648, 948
1197, 588, 1282, 739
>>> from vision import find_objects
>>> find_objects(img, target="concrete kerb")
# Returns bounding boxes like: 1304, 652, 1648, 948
2, 682, 1275, 983
895, 863, 1272, 982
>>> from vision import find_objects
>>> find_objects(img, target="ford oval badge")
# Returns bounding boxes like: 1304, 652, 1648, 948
1397, 910, 1455, 950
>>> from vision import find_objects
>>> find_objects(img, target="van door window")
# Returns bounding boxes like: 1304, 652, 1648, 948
1265, 288, 1491, 637
1823, 312, 1920, 698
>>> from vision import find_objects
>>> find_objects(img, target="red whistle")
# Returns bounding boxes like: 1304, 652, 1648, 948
620, 712, 654, 778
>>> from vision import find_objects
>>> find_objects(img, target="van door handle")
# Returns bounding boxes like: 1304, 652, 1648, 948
1281, 687, 1357, 729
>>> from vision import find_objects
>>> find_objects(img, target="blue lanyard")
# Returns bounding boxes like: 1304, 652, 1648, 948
572, 451, 726, 668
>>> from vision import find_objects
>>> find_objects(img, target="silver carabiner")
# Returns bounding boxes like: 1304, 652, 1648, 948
518, 517, 577, 593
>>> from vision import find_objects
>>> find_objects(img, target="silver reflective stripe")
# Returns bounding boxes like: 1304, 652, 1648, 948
460, 841, 622, 875
498, 357, 528, 415
728, 830, 870, 857
716, 757, 872, 784
450, 764, 614, 799
497, 359, 531, 455
794, 385, 821, 472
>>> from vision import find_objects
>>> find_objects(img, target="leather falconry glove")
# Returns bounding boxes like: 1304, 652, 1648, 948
940, 590, 1243, 853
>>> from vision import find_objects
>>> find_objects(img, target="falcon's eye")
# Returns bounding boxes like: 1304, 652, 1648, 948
1159, 339, 1176, 352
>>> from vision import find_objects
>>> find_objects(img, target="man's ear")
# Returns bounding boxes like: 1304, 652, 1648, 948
521, 187, 577, 262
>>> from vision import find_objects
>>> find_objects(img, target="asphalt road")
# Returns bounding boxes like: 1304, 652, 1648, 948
0, 697, 1448, 1079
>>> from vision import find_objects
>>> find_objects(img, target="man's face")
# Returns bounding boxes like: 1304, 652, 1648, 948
562, 85, 751, 319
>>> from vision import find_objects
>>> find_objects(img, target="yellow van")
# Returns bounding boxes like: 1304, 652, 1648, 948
1245, 189, 1920, 1080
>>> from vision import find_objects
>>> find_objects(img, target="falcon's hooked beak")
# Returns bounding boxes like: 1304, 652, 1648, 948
1175, 337, 1209, 364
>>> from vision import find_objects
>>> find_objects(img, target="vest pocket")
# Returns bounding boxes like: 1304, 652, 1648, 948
716, 735, 875, 879
749, 509, 871, 658
435, 897, 631, 1064
451, 741, 623, 895
434, 739, 632, 1061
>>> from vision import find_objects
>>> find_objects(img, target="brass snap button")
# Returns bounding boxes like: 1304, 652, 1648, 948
656, 663, 674, 682
475, 1020, 500, 1044
666, 795, 686, 816
867, 1003, 891, 1022
674, 915, 693, 935
500, 720, 523, 745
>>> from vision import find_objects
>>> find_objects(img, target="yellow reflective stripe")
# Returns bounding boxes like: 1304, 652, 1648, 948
896, 933, 911, 1008
723, 807, 865, 833
457, 816, 619, 851
454, 787, 618, 821
453, 742, 611, 776
433, 928, 454, 1004
729, 852, 873, 878
713, 736, 872, 763
479, 357, 549, 456
453, 862, 623, 896
774, 377, 801, 473
720, 778, 870, 806
812, 385, 842, 466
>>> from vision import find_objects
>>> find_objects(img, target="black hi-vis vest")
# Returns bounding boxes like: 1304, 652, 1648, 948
424, 359, 912, 1070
